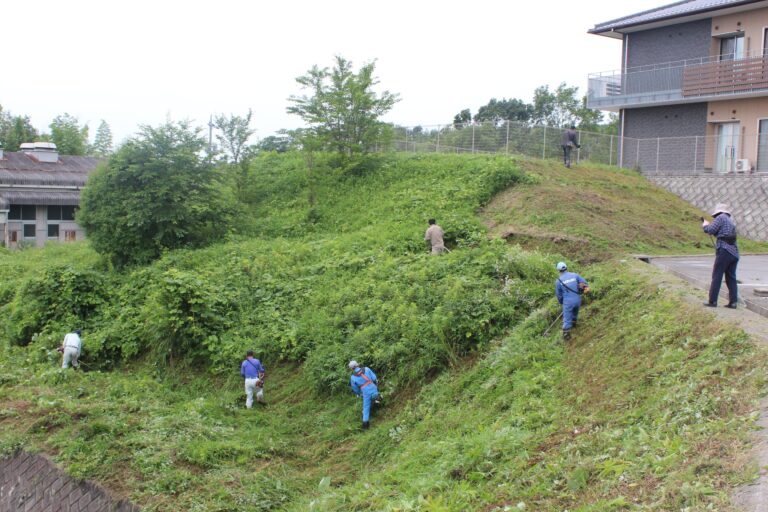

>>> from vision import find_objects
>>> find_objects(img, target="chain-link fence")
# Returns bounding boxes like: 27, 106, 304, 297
392, 122, 621, 167
392, 121, 768, 175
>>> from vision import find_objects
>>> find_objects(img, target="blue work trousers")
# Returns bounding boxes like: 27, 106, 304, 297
361, 388, 380, 422
562, 301, 580, 330
709, 248, 739, 305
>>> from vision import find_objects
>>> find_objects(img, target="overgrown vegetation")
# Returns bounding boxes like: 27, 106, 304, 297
1, 153, 767, 511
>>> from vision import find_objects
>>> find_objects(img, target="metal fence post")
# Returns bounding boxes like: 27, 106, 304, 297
542, 126, 547, 159
576, 130, 582, 164
436, 125, 440, 153
609, 135, 614, 166
505, 120, 510, 155
472, 123, 475, 153
656, 137, 660, 172
636, 139, 640, 168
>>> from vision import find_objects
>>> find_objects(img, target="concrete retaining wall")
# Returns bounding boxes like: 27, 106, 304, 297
0, 451, 138, 512
648, 174, 768, 242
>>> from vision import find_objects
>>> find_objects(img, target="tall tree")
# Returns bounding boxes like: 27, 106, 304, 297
530, 83, 606, 129
474, 98, 533, 124
453, 108, 471, 128
214, 109, 255, 164
78, 121, 232, 267
287, 55, 399, 157
50, 113, 89, 155
91, 120, 114, 157
0, 105, 39, 151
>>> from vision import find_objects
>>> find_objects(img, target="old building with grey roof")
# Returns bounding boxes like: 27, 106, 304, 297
0, 142, 101, 248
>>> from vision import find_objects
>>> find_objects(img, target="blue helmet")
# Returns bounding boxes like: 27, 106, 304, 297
556, 262, 567, 271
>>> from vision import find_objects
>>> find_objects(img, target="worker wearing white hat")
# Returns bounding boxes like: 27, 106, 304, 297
702, 203, 739, 308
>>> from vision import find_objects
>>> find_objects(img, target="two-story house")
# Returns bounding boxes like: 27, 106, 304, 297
588, 0, 768, 174
0, 142, 101, 248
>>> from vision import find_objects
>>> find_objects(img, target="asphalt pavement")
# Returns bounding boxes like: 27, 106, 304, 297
645, 254, 768, 318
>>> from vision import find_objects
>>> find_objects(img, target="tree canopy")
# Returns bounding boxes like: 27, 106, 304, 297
50, 113, 89, 155
91, 120, 114, 157
0, 105, 39, 152
78, 121, 231, 267
214, 109, 255, 164
287, 56, 399, 157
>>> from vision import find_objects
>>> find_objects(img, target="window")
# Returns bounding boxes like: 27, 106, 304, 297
48, 224, 60, 238
65, 230, 77, 242
48, 205, 76, 221
758, 119, 768, 171
23, 224, 36, 238
720, 35, 745, 60
9, 205, 36, 221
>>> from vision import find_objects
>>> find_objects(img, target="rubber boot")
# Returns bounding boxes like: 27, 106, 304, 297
362, 421, 370, 430
562, 329, 571, 341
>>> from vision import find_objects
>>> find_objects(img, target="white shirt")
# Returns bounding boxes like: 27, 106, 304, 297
63, 332, 81, 351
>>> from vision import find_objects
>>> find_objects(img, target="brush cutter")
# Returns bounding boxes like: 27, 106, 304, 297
543, 312, 563, 337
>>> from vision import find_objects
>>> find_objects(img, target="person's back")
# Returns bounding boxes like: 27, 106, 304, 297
425, 219, 446, 254
556, 271, 584, 305
561, 128, 577, 147
61, 330, 82, 369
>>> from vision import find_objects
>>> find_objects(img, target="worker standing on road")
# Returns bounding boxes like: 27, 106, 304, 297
703, 203, 739, 309
240, 350, 266, 408
555, 262, 589, 340
348, 360, 380, 430
424, 219, 447, 255
59, 329, 82, 369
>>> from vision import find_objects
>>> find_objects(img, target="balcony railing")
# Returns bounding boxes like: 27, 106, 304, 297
588, 51, 768, 109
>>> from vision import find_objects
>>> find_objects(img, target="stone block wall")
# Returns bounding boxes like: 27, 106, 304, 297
649, 174, 768, 242
0, 451, 138, 512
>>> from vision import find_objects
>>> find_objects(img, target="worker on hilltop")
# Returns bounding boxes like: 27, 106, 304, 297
561, 125, 581, 168
58, 329, 82, 369
555, 262, 589, 340
702, 203, 739, 309
424, 218, 447, 255
348, 360, 381, 430
240, 350, 266, 408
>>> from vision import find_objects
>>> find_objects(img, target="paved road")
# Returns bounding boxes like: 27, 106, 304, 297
646, 254, 768, 317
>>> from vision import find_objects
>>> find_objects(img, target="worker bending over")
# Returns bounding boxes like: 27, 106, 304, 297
555, 262, 588, 340
349, 360, 380, 430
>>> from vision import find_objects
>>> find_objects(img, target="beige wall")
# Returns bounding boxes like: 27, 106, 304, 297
712, 7, 768, 55
705, 97, 768, 169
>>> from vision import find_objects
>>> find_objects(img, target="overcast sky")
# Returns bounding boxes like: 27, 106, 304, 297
2, 0, 664, 145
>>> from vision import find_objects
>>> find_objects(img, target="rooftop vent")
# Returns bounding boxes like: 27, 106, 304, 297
20, 142, 59, 163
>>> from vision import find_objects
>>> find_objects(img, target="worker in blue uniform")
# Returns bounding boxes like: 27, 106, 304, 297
555, 262, 589, 340
348, 360, 380, 430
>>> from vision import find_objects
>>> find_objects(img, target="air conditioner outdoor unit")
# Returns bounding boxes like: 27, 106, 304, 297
736, 159, 751, 172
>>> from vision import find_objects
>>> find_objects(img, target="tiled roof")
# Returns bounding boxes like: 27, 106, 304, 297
590, 0, 762, 34
0, 152, 101, 187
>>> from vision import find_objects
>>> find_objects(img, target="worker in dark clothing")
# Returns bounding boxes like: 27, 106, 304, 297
703, 203, 739, 308
561, 125, 581, 168
555, 262, 589, 340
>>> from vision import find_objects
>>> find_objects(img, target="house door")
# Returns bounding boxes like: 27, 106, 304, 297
715, 122, 739, 173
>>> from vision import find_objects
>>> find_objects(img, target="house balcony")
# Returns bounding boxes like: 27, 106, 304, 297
588, 52, 768, 110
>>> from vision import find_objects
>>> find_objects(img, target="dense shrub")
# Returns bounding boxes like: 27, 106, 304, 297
0, 152, 548, 392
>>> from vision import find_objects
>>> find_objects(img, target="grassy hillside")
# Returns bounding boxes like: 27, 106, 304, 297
482, 158, 768, 262
1, 153, 767, 511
